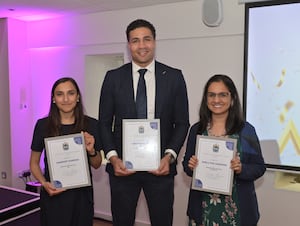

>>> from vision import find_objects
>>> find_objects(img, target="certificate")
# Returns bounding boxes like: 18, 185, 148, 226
192, 135, 237, 195
122, 119, 160, 171
44, 133, 91, 189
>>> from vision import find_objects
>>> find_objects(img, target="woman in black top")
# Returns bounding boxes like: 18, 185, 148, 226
30, 77, 102, 226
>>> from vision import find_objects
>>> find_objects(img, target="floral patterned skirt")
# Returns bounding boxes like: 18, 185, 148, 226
200, 190, 240, 226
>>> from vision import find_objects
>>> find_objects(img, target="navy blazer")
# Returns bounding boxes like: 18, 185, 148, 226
182, 122, 266, 225
99, 61, 190, 175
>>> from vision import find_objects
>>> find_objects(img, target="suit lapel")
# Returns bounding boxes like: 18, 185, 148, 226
120, 64, 136, 115
155, 62, 167, 118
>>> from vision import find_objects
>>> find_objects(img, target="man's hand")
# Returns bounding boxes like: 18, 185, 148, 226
110, 156, 135, 176
149, 154, 171, 176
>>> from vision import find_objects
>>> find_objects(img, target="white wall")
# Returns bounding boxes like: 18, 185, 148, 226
7, 18, 33, 189
0, 19, 12, 186
4, 0, 300, 225
0, 18, 33, 188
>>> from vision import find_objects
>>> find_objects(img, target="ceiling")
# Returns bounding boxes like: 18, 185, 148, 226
0, 0, 193, 21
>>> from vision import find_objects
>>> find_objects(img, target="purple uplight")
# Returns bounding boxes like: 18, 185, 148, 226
18, 13, 62, 21
0, 7, 63, 21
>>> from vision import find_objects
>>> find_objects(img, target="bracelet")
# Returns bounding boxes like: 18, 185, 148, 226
88, 151, 97, 157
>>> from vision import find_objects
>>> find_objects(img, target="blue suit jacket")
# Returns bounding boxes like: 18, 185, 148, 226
99, 61, 190, 175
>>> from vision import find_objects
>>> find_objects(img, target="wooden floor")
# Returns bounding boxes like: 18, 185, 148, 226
93, 218, 113, 226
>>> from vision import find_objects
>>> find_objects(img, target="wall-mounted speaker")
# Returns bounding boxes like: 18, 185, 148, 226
202, 0, 223, 27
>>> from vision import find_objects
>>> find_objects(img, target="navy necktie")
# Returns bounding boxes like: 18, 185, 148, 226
136, 69, 147, 119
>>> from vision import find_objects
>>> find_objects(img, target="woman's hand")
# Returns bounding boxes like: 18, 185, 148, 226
30, 151, 65, 196
188, 155, 199, 171
83, 131, 102, 168
231, 153, 242, 174
83, 131, 95, 154
41, 181, 65, 196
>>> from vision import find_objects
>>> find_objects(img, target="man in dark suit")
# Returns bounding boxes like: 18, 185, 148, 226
98, 19, 189, 226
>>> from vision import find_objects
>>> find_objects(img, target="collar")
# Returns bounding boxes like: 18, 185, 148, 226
132, 60, 155, 74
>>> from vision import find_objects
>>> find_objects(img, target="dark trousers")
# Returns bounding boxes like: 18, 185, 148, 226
109, 172, 174, 226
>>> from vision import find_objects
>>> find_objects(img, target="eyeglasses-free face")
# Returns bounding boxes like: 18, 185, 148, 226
53, 81, 79, 115
128, 27, 156, 68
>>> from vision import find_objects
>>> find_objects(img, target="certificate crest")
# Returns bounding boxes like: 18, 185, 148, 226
138, 126, 145, 134
62, 142, 69, 151
213, 144, 219, 152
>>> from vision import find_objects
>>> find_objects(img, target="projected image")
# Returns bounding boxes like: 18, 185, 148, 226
245, 1, 300, 169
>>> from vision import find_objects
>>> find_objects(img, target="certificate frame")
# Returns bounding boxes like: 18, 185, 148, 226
192, 135, 237, 195
122, 119, 161, 171
44, 133, 91, 189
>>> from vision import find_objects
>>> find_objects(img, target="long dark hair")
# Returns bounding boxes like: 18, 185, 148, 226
47, 77, 86, 136
198, 74, 244, 135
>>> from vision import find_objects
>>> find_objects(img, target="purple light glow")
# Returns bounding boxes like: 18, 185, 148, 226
18, 13, 62, 21
0, 7, 63, 21
6, 15, 84, 188
29, 46, 73, 121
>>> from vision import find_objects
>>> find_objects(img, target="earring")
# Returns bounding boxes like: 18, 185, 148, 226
53, 100, 56, 103
77, 99, 79, 102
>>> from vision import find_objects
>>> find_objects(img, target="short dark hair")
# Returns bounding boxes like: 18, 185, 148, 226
126, 19, 156, 42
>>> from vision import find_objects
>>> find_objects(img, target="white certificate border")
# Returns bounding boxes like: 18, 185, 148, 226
44, 133, 91, 189
122, 119, 161, 171
192, 135, 236, 195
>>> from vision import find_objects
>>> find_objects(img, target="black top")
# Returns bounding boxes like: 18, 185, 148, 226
31, 116, 101, 182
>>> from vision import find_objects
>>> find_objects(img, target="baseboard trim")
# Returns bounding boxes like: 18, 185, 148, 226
94, 210, 150, 226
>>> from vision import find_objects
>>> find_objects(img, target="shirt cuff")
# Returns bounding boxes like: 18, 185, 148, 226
106, 150, 118, 161
164, 149, 177, 159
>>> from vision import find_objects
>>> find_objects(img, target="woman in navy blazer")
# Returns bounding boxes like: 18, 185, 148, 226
182, 74, 265, 226
98, 19, 189, 226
